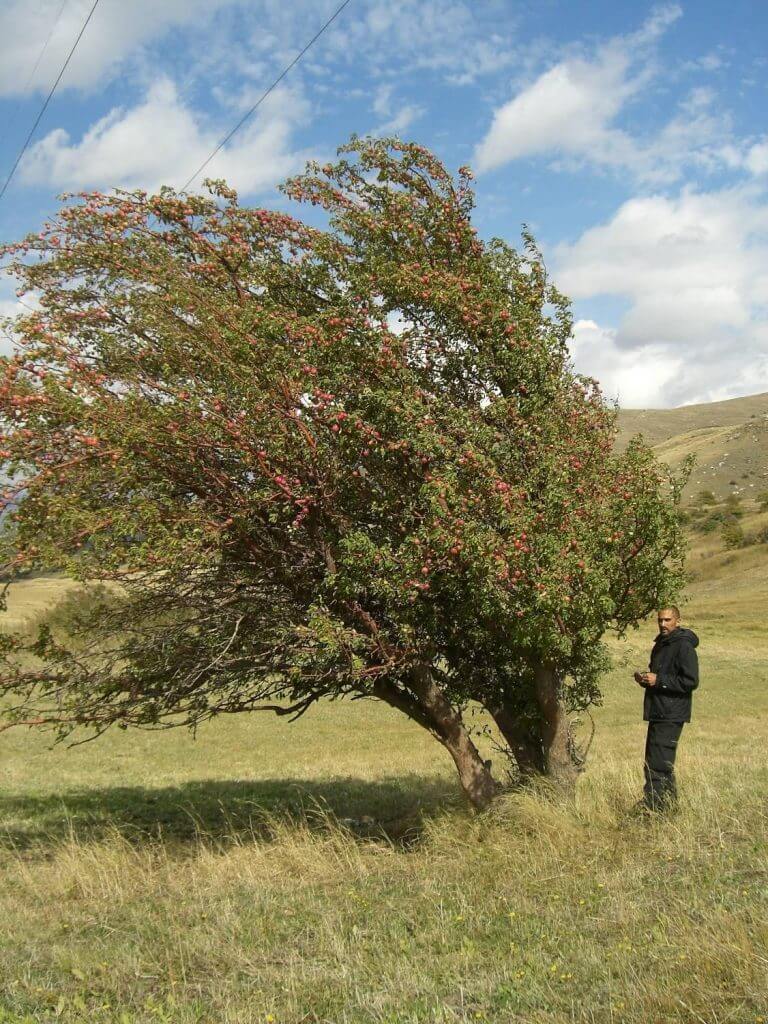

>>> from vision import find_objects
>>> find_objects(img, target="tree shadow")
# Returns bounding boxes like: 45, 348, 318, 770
0, 774, 461, 852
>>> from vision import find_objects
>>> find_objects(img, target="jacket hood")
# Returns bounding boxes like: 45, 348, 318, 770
656, 626, 699, 647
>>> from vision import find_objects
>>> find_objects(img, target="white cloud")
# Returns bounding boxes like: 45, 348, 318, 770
557, 185, 768, 406
328, 1, 519, 84
569, 320, 684, 408
745, 140, 768, 177
0, 0, 234, 97
471, 4, 746, 184
473, 48, 639, 174
371, 84, 424, 136
681, 51, 726, 73
18, 78, 313, 194
0, 278, 36, 358
0, 299, 22, 357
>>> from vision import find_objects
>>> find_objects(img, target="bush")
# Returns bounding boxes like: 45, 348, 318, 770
721, 522, 745, 549
692, 509, 737, 534
724, 494, 743, 516
695, 489, 717, 506
757, 490, 768, 513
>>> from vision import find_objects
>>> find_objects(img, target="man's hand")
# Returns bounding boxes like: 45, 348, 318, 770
633, 671, 657, 686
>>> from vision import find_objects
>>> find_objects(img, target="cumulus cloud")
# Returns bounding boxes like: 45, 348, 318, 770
0, 0, 234, 97
471, 4, 745, 183
18, 78, 313, 194
557, 185, 768, 405
473, 47, 640, 174
569, 320, 685, 408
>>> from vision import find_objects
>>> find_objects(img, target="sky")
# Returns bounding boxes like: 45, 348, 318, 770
0, 0, 766, 409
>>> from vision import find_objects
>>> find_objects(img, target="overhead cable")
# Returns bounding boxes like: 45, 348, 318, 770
0, 0, 101, 204
181, 0, 353, 192
0, 0, 70, 152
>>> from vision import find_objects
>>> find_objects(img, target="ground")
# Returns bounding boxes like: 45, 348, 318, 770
1, 409, 767, 1023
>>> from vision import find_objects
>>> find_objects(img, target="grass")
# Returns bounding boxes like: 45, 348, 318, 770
1, 501, 767, 1022
616, 390, 767, 448
616, 392, 768, 501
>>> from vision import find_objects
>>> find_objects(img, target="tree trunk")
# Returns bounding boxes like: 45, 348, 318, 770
489, 705, 544, 778
409, 664, 500, 810
375, 666, 499, 811
533, 661, 578, 790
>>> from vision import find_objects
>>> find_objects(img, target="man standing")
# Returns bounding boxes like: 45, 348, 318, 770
633, 607, 699, 811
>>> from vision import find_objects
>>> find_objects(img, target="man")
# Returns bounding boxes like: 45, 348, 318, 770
632, 607, 699, 811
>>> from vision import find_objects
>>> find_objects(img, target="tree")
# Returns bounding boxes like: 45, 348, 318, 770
0, 137, 687, 809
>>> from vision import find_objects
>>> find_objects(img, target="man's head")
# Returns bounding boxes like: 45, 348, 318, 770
657, 606, 680, 635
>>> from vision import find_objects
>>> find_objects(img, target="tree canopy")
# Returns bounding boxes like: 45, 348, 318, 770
0, 136, 687, 807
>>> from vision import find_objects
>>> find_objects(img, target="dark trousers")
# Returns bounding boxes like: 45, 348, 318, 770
643, 720, 684, 808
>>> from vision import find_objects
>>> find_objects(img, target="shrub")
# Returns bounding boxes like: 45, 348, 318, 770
695, 489, 717, 506
721, 522, 745, 550
693, 509, 736, 534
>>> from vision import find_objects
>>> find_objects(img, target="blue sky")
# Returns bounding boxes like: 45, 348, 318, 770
1, 0, 766, 407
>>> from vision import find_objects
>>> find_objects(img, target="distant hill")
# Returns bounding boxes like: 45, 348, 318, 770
617, 392, 768, 501
616, 391, 768, 448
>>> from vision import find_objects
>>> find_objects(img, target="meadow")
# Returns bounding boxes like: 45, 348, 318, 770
1, 493, 767, 1023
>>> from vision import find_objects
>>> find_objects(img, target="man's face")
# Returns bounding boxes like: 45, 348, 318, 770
657, 609, 680, 635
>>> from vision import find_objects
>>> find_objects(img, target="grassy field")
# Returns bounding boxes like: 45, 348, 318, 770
1, 419, 768, 1022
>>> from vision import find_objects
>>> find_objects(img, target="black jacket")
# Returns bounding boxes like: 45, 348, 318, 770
643, 627, 699, 723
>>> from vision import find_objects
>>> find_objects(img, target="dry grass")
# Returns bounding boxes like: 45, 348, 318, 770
617, 390, 768, 448
617, 392, 768, 500
1, 477, 768, 1022
1, 591, 767, 1021
0, 750, 766, 1023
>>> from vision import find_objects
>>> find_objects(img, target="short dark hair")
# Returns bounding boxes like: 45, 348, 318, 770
658, 605, 680, 619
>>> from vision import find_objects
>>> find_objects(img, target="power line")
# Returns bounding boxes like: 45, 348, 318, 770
0, 0, 70, 152
181, 0, 353, 192
0, 0, 100, 204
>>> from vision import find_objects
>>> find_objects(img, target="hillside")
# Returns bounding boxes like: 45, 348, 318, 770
616, 390, 768, 448
617, 391, 768, 501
